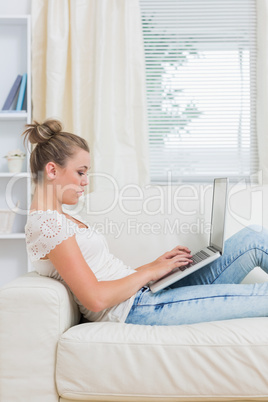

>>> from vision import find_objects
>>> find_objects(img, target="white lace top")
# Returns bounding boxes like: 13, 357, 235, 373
25, 210, 137, 323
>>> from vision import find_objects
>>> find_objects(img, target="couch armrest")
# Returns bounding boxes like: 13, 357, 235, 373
0, 272, 80, 402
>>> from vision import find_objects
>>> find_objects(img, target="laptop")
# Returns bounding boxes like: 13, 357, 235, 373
149, 178, 228, 293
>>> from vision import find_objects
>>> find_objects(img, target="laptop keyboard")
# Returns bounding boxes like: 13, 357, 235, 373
180, 249, 210, 271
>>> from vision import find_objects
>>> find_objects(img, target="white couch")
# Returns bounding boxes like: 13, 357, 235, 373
0, 270, 268, 402
1, 183, 268, 401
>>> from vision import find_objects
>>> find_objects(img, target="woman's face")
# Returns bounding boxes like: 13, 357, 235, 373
52, 148, 91, 205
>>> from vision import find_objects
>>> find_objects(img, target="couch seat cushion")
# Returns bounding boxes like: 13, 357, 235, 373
56, 318, 268, 401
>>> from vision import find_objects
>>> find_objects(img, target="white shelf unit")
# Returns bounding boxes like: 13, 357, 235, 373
0, 15, 32, 287
0, 112, 28, 120
0, 172, 30, 178
0, 233, 26, 239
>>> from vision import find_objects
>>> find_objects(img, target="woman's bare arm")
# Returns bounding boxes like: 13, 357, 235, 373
47, 236, 192, 313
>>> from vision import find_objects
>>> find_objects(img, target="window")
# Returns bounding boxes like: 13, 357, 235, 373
140, 0, 257, 182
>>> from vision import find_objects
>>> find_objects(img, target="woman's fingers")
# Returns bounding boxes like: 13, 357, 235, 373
172, 254, 192, 266
173, 245, 191, 253
165, 248, 191, 259
173, 255, 192, 263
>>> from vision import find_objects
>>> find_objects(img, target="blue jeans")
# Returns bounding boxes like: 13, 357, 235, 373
125, 225, 268, 325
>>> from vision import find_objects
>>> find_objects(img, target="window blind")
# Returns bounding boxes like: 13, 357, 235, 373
140, 0, 257, 183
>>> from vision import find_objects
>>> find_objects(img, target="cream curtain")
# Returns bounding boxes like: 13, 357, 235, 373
257, 0, 268, 184
31, 0, 149, 190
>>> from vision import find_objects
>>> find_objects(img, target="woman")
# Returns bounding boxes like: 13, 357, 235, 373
24, 119, 268, 325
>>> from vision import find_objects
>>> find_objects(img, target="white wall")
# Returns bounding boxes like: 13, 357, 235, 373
0, 0, 31, 15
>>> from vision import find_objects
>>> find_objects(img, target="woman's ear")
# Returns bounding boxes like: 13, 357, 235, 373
45, 162, 57, 180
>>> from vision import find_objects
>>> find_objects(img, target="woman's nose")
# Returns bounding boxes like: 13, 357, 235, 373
82, 175, 89, 186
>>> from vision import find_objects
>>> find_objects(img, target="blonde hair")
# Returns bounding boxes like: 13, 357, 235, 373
22, 119, 89, 183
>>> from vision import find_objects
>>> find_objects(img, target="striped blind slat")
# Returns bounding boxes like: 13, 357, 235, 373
140, 0, 258, 183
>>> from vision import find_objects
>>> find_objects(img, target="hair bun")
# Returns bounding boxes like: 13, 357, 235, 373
22, 119, 63, 145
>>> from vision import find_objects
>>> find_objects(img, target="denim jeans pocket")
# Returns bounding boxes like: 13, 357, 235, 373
136, 286, 150, 305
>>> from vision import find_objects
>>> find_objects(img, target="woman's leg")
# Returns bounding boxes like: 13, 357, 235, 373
125, 226, 268, 326
171, 225, 268, 288
125, 282, 268, 325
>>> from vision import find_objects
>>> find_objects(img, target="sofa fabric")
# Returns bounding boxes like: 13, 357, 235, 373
0, 273, 80, 402
0, 272, 268, 402
57, 319, 268, 401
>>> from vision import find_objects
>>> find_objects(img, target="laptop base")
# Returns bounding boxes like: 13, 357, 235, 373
149, 247, 220, 293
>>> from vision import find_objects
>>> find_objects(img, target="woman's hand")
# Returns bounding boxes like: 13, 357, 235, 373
147, 246, 192, 282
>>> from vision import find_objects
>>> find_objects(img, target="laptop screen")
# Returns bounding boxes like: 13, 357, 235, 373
209, 178, 228, 253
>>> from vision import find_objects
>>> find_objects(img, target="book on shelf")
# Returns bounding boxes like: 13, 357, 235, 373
16, 73, 27, 111
1, 75, 22, 110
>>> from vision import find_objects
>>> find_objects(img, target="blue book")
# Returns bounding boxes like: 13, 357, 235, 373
2, 75, 22, 110
16, 73, 27, 111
